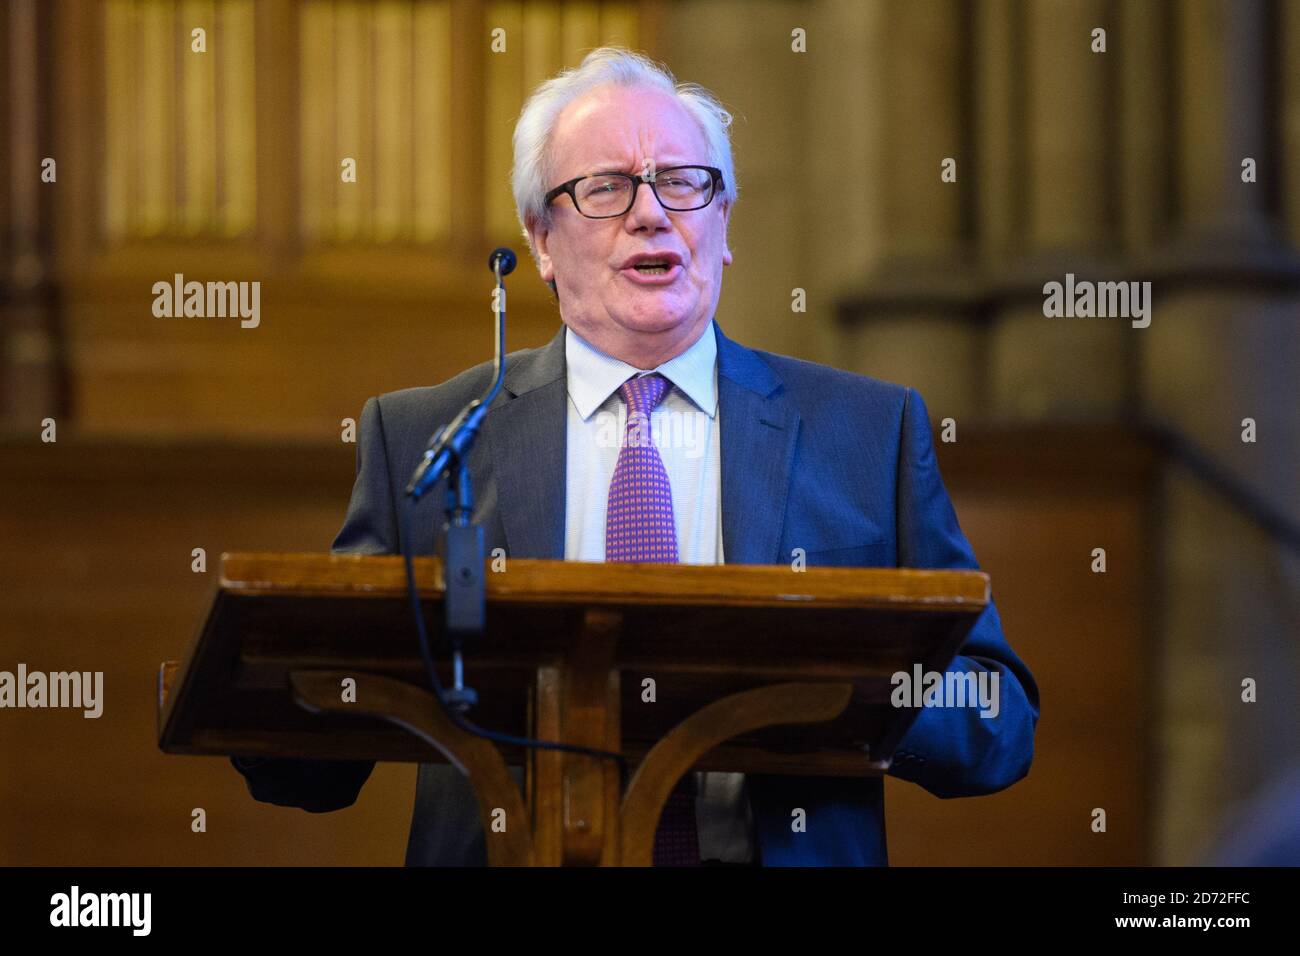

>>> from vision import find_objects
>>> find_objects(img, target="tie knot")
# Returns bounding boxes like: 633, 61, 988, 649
618, 373, 671, 415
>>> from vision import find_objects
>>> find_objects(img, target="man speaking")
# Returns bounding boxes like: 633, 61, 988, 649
232, 46, 1039, 866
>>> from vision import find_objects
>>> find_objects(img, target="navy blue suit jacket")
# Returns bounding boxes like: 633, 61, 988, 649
232, 321, 1039, 865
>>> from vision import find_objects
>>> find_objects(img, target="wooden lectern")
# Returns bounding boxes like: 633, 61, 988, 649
159, 552, 989, 866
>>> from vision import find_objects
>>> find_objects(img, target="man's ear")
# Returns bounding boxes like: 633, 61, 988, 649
527, 215, 555, 283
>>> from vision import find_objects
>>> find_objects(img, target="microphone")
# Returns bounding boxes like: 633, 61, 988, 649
488, 247, 516, 276
404, 248, 513, 502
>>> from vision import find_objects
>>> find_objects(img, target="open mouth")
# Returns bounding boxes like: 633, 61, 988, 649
622, 260, 682, 284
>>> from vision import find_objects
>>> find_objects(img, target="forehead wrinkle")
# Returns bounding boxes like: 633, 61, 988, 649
554, 89, 706, 180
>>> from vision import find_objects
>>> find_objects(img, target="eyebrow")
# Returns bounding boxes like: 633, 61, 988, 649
583, 162, 694, 177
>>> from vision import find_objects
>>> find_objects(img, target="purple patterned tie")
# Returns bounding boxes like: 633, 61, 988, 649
605, 373, 699, 865
605, 373, 679, 563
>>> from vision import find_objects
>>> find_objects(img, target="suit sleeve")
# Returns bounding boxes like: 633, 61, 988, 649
888, 386, 1040, 797
229, 396, 397, 811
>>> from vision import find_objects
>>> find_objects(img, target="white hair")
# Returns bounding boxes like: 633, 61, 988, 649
511, 46, 738, 260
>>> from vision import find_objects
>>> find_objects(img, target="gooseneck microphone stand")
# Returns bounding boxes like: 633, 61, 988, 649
400, 249, 626, 776
404, 247, 513, 714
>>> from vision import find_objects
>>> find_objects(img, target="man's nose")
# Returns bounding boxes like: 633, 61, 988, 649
625, 179, 671, 231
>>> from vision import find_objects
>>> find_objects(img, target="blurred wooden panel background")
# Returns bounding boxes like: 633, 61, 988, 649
46, 0, 655, 440
0, 440, 412, 864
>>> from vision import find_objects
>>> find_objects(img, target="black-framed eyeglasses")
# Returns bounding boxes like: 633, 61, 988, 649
544, 165, 724, 219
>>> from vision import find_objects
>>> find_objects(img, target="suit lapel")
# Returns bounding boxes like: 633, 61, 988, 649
715, 324, 801, 565
485, 327, 568, 560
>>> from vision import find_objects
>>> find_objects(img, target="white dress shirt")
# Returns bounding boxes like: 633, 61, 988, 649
562, 319, 756, 864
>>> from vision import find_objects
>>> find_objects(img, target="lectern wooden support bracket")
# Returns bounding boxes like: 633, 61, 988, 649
158, 553, 990, 867
290, 669, 536, 865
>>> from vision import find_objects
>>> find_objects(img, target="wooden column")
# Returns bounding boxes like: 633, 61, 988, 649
988, 0, 1130, 422
1, 0, 66, 428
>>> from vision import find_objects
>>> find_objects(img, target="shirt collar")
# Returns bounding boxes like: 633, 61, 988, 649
564, 319, 719, 421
